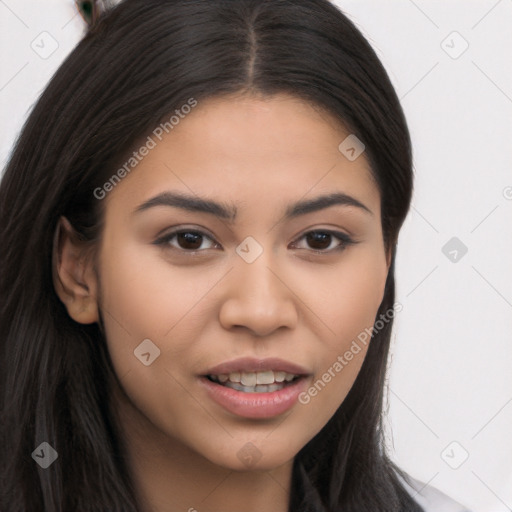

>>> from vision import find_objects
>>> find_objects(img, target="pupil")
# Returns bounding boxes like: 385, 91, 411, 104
178, 232, 202, 250
307, 232, 330, 250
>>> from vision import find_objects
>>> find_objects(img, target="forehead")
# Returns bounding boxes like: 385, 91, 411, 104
167, 93, 363, 164
104, 93, 380, 218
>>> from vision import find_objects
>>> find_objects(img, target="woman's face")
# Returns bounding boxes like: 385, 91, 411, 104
95, 93, 389, 471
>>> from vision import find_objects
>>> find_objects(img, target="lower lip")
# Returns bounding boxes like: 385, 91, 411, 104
199, 376, 308, 419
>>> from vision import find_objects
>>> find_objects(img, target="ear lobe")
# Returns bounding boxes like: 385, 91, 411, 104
52, 216, 99, 324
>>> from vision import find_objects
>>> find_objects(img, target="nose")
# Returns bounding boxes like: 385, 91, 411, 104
218, 250, 298, 337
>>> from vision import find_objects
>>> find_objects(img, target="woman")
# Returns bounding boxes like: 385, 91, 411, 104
0, 0, 472, 510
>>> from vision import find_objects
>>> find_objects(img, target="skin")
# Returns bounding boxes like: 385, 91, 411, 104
54, 93, 390, 512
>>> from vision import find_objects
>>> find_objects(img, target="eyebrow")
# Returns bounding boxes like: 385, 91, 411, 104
133, 191, 373, 221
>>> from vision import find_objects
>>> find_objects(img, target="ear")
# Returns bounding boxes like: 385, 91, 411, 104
52, 216, 99, 324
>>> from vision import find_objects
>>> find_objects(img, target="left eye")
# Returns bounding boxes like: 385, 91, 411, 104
291, 230, 355, 252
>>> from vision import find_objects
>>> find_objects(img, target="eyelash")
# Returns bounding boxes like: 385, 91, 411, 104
153, 227, 357, 255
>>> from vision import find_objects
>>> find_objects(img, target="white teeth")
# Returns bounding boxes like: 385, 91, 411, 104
224, 381, 285, 393
274, 371, 286, 382
209, 370, 300, 387
256, 370, 275, 385
240, 372, 257, 387
229, 371, 241, 383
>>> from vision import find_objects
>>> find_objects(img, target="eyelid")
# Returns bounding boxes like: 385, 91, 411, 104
153, 224, 215, 240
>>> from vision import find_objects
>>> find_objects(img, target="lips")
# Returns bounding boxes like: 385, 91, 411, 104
199, 357, 311, 418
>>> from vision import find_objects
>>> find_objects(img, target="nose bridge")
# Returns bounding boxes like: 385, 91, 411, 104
218, 239, 298, 335
233, 233, 279, 292
235, 242, 285, 308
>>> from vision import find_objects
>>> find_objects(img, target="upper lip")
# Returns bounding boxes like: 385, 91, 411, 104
204, 357, 310, 376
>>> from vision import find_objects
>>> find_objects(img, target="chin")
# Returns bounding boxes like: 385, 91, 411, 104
200, 440, 299, 472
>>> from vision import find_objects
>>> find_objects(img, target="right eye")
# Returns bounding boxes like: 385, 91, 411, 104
153, 228, 221, 253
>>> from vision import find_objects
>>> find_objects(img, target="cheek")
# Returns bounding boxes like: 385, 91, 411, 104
338, 258, 387, 336
302, 249, 388, 353
97, 244, 216, 433
97, 239, 230, 387
99, 240, 219, 338
295, 254, 387, 433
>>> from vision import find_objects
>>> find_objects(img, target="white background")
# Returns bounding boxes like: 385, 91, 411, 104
1, 1, 511, 511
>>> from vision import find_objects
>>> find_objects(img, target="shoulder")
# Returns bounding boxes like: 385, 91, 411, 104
396, 471, 473, 512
